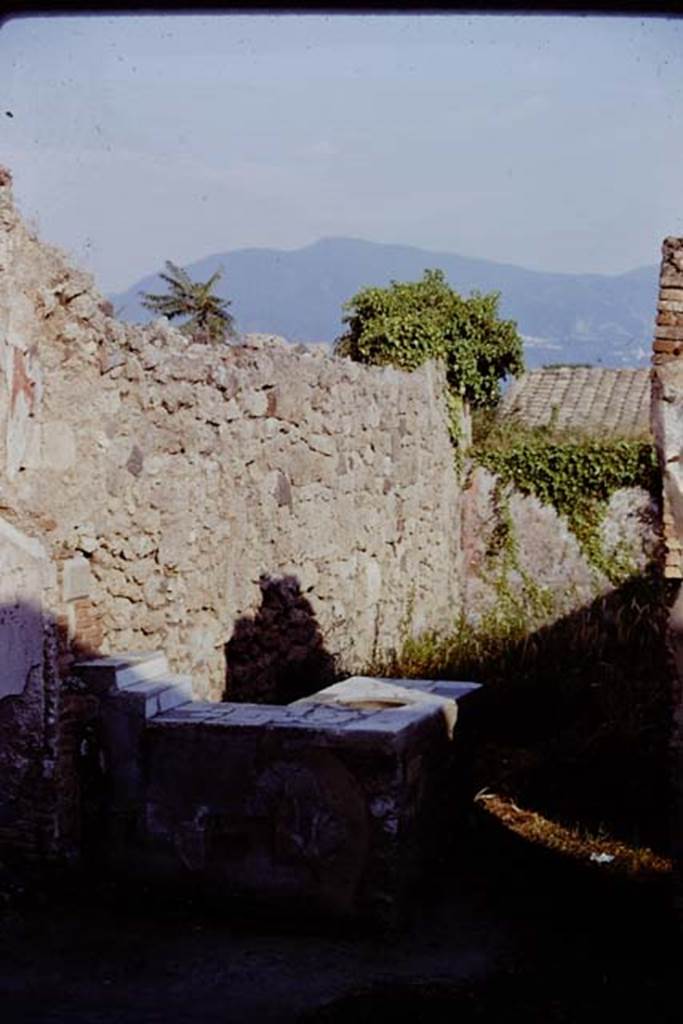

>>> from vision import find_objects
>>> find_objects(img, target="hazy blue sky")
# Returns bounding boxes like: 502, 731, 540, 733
1, 12, 682, 292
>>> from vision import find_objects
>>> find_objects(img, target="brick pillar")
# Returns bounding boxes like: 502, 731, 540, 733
651, 237, 683, 921
652, 237, 683, 580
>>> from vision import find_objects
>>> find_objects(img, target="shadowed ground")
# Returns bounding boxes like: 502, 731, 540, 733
0, 779, 677, 1024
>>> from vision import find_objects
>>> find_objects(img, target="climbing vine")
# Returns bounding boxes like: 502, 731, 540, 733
484, 475, 556, 622
472, 419, 660, 583
335, 265, 659, 582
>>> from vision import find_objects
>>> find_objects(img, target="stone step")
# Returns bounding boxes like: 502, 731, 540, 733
119, 674, 194, 719
74, 651, 169, 693
115, 653, 171, 689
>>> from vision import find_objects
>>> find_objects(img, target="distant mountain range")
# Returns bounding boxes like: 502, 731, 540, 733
110, 237, 658, 369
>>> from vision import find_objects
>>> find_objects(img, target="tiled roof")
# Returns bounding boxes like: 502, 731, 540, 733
498, 367, 651, 439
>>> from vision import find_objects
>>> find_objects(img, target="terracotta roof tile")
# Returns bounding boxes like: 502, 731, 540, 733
498, 367, 651, 439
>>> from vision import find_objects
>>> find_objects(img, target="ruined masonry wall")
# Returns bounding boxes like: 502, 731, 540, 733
0, 171, 462, 710
652, 237, 683, 580
461, 467, 659, 631
650, 236, 683, 917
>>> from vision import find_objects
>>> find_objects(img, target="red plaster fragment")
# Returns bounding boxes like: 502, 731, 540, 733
10, 348, 36, 415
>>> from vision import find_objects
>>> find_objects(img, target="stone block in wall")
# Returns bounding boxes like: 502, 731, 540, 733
237, 388, 268, 417
62, 555, 92, 602
661, 268, 683, 288
653, 340, 683, 357
40, 421, 76, 471
286, 445, 337, 488
156, 519, 197, 571
659, 287, 683, 308
660, 238, 683, 288
656, 310, 683, 328
269, 380, 312, 425
655, 327, 683, 343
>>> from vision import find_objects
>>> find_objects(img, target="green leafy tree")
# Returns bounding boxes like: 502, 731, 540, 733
335, 268, 523, 408
140, 261, 236, 344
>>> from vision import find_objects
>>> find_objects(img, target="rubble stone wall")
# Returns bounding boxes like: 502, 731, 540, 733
461, 467, 659, 630
4, 156, 671, 872
0, 170, 462, 716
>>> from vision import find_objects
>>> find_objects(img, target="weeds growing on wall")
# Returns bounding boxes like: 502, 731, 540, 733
337, 281, 668, 852
470, 410, 660, 583
481, 474, 557, 626
375, 565, 674, 854
382, 566, 669, 687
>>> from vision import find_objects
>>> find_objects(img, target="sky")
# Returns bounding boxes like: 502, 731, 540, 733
1, 12, 682, 293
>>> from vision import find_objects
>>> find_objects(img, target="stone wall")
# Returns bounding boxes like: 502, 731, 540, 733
471, 362, 660, 630
461, 467, 659, 631
0, 167, 462, 721
89, 332, 461, 702
2, 159, 671, 873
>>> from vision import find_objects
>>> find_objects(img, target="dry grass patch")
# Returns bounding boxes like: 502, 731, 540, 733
474, 790, 672, 882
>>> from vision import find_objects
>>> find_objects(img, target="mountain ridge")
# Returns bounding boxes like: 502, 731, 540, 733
110, 237, 658, 369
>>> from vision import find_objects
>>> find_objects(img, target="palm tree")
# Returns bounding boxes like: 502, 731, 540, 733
140, 261, 236, 344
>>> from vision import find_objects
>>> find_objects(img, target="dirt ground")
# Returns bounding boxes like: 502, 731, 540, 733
1, 818, 678, 1024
